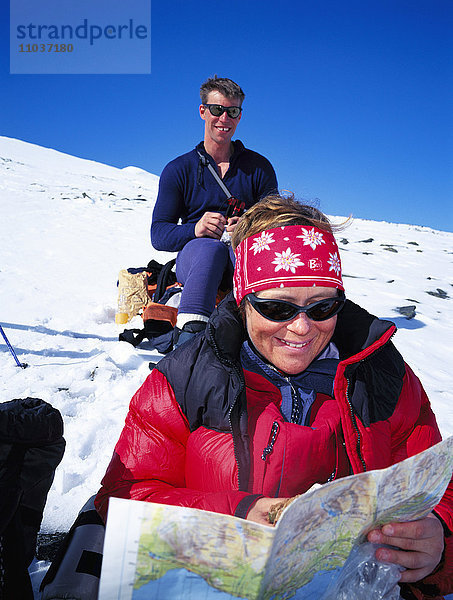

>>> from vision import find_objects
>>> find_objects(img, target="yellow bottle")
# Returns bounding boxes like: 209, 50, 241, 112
115, 311, 129, 325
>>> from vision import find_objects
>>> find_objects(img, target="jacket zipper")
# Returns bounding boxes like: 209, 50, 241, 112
262, 364, 302, 424
289, 381, 302, 424
207, 323, 246, 490
344, 386, 367, 473
344, 329, 397, 473
261, 422, 280, 461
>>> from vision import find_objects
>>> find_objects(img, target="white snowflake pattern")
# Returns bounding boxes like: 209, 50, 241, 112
272, 248, 304, 273
250, 231, 275, 255
297, 228, 326, 250
327, 252, 341, 275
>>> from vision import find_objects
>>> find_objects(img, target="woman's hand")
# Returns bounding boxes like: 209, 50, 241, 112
367, 513, 444, 582
246, 497, 289, 526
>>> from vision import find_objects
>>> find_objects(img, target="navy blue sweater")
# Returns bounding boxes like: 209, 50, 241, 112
151, 140, 278, 252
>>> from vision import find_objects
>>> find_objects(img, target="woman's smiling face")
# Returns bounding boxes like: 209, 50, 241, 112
245, 286, 338, 375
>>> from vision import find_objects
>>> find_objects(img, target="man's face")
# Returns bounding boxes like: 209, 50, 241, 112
199, 90, 242, 148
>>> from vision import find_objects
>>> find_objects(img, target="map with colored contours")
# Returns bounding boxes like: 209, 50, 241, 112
99, 437, 453, 600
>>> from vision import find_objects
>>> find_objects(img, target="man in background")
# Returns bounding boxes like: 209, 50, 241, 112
151, 75, 278, 347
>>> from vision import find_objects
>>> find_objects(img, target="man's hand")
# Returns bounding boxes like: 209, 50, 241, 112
226, 216, 240, 234
195, 212, 226, 239
246, 497, 290, 527
367, 513, 444, 582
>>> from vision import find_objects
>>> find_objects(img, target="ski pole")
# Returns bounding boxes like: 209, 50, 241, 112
0, 325, 28, 368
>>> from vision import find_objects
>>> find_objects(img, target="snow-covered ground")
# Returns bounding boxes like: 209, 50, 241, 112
1, 136, 452, 596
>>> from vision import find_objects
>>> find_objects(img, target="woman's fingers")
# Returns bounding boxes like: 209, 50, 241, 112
367, 513, 444, 582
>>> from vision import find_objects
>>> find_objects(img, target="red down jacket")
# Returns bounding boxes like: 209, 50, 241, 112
95, 295, 453, 599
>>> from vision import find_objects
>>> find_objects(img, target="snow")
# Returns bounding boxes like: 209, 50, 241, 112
0, 136, 452, 595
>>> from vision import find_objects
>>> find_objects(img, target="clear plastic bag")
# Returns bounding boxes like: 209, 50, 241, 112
321, 543, 404, 600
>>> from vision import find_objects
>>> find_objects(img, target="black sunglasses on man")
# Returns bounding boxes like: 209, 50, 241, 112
203, 104, 242, 119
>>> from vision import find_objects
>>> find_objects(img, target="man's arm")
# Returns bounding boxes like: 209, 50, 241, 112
151, 162, 197, 252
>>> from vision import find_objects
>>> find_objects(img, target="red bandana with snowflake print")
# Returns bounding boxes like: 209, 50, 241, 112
233, 225, 344, 305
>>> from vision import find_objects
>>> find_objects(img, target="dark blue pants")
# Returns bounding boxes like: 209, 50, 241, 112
176, 238, 234, 317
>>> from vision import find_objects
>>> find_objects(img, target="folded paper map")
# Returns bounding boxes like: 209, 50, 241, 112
99, 437, 453, 600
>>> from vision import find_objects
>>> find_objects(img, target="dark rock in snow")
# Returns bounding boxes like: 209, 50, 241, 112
396, 305, 417, 319
426, 289, 449, 299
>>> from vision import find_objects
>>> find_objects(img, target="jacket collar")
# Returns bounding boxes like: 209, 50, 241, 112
206, 293, 246, 365
196, 140, 246, 165
332, 299, 396, 360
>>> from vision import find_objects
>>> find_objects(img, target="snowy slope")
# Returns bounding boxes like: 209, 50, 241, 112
1, 136, 452, 583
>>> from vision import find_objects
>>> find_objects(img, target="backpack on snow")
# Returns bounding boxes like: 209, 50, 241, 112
117, 258, 184, 354
117, 257, 231, 354
0, 397, 65, 600
115, 259, 181, 324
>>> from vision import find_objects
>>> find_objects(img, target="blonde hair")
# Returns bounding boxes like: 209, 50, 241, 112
231, 194, 346, 251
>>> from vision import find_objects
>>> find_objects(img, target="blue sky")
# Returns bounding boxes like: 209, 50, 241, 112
2, 0, 452, 232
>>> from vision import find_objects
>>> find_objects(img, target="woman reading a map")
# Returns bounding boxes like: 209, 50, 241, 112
96, 195, 452, 599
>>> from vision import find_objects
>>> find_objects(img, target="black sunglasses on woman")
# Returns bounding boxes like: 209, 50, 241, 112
247, 291, 346, 322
